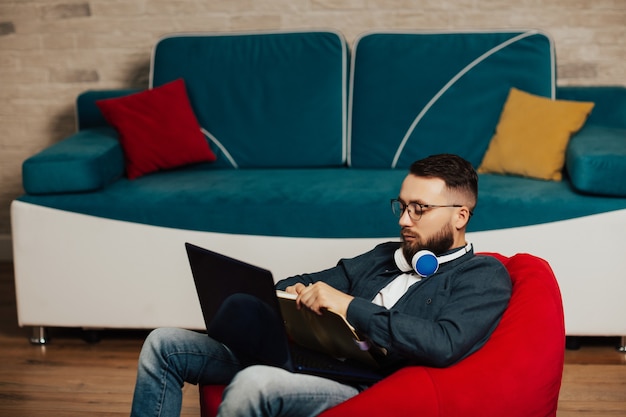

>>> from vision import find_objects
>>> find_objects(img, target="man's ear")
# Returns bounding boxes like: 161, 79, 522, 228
454, 206, 471, 230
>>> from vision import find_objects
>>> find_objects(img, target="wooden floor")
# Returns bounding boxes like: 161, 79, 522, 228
1, 262, 625, 416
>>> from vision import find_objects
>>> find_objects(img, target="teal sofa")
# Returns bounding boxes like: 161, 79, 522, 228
11, 30, 626, 344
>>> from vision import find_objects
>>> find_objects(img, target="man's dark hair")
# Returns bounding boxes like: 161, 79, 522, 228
409, 154, 478, 211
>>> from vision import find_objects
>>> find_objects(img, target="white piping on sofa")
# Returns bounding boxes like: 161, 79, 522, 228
201, 127, 239, 169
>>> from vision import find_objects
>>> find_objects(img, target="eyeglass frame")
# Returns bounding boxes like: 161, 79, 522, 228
390, 198, 473, 222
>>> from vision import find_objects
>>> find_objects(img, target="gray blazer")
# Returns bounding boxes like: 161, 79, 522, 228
276, 242, 512, 373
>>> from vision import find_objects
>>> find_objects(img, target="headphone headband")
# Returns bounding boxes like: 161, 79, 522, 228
394, 242, 472, 277
435, 242, 473, 264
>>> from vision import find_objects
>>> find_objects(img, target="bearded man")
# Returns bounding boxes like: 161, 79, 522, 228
130, 154, 512, 417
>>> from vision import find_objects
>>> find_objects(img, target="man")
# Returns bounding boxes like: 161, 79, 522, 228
130, 154, 512, 417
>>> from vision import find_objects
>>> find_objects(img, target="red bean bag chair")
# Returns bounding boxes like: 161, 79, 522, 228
199, 253, 565, 417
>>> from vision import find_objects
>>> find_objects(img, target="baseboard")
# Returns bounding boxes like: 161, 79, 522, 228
0, 234, 13, 261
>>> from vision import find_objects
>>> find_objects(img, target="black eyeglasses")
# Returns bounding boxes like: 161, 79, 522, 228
390, 199, 468, 222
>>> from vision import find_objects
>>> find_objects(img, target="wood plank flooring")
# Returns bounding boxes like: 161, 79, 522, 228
1, 262, 625, 416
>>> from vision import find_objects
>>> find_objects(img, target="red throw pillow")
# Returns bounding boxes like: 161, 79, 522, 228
96, 78, 216, 179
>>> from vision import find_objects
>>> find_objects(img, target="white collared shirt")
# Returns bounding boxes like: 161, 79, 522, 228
371, 273, 422, 309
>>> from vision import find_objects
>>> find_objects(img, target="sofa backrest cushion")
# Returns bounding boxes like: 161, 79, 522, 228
150, 31, 348, 169
348, 30, 555, 168
557, 85, 626, 130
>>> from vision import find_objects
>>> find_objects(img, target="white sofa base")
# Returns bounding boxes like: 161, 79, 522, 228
11, 200, 626, 339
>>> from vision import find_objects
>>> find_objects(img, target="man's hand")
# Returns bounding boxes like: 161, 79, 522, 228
284, 283, 306, 295
285, 282, 354, 317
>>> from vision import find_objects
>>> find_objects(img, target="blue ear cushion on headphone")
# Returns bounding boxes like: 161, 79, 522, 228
412, 250, 439, 277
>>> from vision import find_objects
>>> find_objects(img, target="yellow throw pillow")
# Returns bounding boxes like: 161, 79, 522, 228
478, 87, 594, 181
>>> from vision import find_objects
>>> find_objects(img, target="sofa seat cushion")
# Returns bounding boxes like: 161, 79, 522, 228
472, 174, 626, 231
18, 169, 626, 238
566, 125, 626, 197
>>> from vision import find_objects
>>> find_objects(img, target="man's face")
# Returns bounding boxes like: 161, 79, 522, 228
397, 175, 462, 260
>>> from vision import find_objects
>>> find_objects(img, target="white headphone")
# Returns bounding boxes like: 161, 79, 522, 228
394, 242, 472, 278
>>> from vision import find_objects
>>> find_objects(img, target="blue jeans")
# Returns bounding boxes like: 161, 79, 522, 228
130, 328, 360, 417
218, 365, 360, 417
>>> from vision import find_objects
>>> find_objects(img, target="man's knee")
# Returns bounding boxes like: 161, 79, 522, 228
138, 327, 187, 370
142, 328, 172, 354
227, 365, 284, 394
219, 365, 286, 414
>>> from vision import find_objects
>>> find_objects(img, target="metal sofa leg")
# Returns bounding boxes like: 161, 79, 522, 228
29, 326, 49, 345
81, 328, 102, 344
618, 336, 626, 353
565, 336, 581, 350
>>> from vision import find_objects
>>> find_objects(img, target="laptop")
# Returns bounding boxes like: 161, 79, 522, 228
185, 242, 383, 384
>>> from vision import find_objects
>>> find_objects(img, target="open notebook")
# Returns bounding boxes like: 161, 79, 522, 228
276, 290, 380, 368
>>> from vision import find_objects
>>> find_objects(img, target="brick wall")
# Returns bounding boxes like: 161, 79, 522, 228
1, 0, 624, 240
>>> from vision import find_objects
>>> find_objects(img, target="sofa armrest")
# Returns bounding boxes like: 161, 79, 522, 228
76, 89, 140, 130
566, 125, 626, 197
23, 127, 124, 195
559, 86, 626, 197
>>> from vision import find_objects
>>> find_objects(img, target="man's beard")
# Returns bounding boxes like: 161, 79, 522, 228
402, 223, 454, 262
